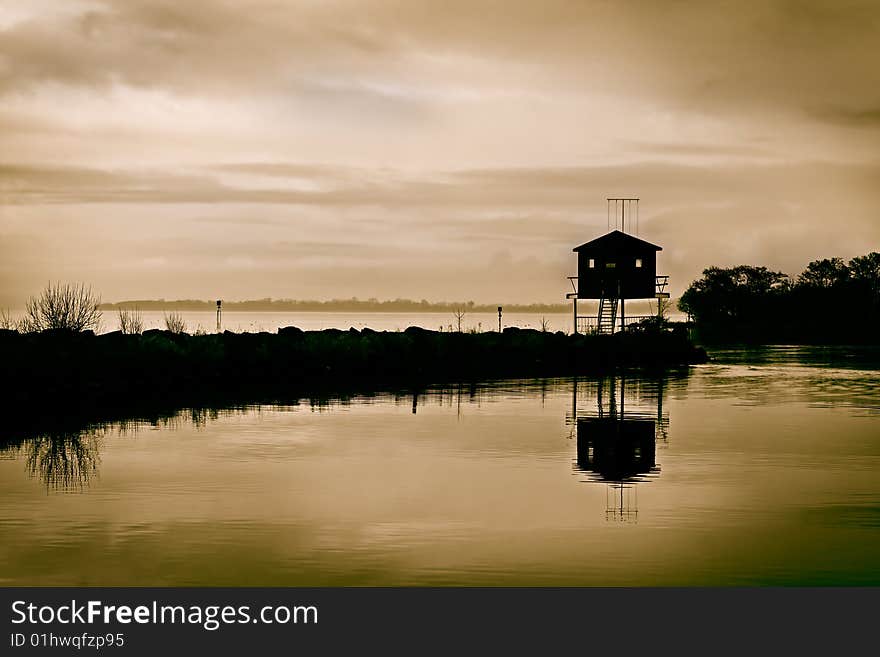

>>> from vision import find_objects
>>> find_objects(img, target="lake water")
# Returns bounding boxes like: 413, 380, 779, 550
1, 347, 878, 585
6, 308, 686, 334
136, 310, 576, 333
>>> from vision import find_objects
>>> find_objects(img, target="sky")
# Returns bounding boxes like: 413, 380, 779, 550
1, 0, 879, 306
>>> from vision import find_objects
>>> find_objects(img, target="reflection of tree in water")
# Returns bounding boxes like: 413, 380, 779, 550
0, 404, 259, 491
2, 428, 103, 491
0, 415, 144, 491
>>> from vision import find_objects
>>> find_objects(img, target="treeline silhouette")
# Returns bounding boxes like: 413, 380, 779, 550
679, 252, 880, 343
100, 298, 571, 313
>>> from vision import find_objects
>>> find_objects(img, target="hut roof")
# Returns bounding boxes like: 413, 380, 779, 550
573, 230, 662, 253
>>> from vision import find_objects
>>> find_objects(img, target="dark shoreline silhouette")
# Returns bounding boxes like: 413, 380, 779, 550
681, 254, 880, 344
1, 325, 705, 427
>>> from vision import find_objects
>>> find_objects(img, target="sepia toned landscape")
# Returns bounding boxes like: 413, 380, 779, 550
1, 1, 878, 587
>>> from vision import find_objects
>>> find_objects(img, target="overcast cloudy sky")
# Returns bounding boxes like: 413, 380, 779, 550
1, 0, 879, 306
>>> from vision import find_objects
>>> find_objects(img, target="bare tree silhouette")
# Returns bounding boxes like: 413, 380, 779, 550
0, 308, 16, 330
23, 282, 102, 332
654, 296, 671, 321
452, 308, 466, 332
118, 307, 144, 334
164, 311, 187, 334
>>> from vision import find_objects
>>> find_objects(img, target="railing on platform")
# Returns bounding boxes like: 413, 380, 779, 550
655, 275, 669, 297
577, 314, 658, 334
569, 276, 670, 298
576, 316, 599, 333
569, 274, 670, 334
622, 315, 657, 327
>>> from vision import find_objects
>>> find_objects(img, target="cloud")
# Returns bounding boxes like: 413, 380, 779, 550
2, 1, 879, 306
0, 0, 401, 95
627, 141, 773, 159
4, 159, 876, 209
810, 106, 880, 128
2, 0, 878, 122
2, 156, 878, 304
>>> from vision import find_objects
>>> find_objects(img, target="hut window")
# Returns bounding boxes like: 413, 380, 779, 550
635, 258, 643, 268
588, 259, 595, 268
606, 262, 616, 269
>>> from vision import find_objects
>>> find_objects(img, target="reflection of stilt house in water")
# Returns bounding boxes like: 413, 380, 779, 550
567, 198, 670, 334
569, 376, 668, 522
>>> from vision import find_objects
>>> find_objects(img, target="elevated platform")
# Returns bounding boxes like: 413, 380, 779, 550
567, 275, 670, 334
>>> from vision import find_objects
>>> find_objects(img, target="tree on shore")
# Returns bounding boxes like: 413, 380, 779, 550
678, 265, 788, 323
23, 282, 102, 333
452, 308, 466, 332
797, 257, 850, 289
164, 312, 187, 334
118, 307, 144, 334
679, 253, 880, 342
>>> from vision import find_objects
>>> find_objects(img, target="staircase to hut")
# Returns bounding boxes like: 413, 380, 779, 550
597, 296, 618, 334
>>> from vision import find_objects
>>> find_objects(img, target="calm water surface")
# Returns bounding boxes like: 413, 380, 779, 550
1, 347, 878, 585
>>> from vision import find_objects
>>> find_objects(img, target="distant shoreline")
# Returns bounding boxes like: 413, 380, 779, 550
98, 308, 578, 314
98, 299, 576, 313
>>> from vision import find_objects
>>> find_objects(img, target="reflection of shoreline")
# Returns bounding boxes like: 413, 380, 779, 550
2, 376, 682, 492
1, 329, 705, 422
0, 381, 493, 490
0, 407, 237, 491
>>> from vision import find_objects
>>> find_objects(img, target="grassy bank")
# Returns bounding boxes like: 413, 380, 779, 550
1, 325, 706, 415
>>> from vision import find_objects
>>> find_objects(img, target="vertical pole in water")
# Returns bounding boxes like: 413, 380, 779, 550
572, 297, 578, 334
498, 306, 502, 332
216, 299, 222, 332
